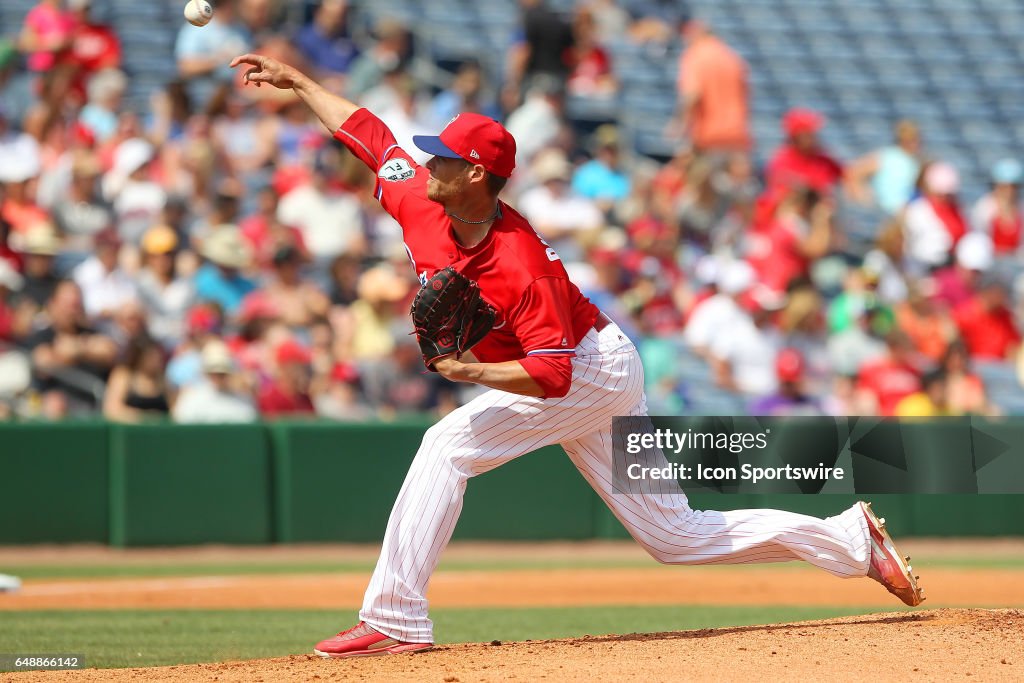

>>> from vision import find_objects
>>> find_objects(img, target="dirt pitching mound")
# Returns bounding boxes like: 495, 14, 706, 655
12, 608, 1023, 682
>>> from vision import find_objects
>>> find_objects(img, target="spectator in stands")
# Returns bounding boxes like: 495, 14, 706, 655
148, 80, 193, 147
190, 180, 243, 242
194, 225, 257, 317
565, 6, 616, 99
572, 124, 631, 213
261, 244, 330, 333
374, 74, 434, 165
902, 161, 968, 274
777, 287, 831, 395
345, 17, 411, 100
940, 340, 991, 416
18, 0, 76, 78
239, 185, 307, 269
894, 369, 950, 417
765, 108, 843, 194
862, 220, 909, 305
49, 150, 113, 254
747, 186, 834, 294
211, 91, 275, 180
709, 285, 785, 396
844, 120, 923, 216
504, 74, 566, 168
827, 301, 888, 378
674, 157, 722, 248
71, 227, 136, 323
427, 60, 501, 131
894, 284, 956, 363
295, 0, 359, 85
748, 347, 823, 415
105, 296, 149, 350
103, 137, 167, 244
954, 273, 1020, 361
77, 67, 125, 143
327, 252, 360, 308
237, 0, 278, 45
340, 265, 412, 363
0, 131, 45, 236
26, 280, 118, 418
258, 338, 315, 417
175, 0, 251, 108
135, 225, 195, 350
684, 258, 752, 356
0, 260, 27, 344
274, 156, 366, 264
313, 360, 373, 421
854, 331, 922, 416
11, 222, 62, 313
932, 231, 993, 310
671, 20, 749, 156
362, 335, 456, 418
166, 303, 224, 391
828, 264, 886, 335
66, 0, 121, 104
172, 338, 257, 423
506, 0, 574, 106
102, 336, 170, 422
518, 149, 604, 262
971, 158, 1024, 254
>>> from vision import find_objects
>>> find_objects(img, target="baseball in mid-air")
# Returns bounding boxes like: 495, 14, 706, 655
184, 0, 214, 27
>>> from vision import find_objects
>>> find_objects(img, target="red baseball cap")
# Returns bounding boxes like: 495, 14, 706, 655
783, 108, 825, 136
413, 113, 517, 178
776, 348, 805, 383
275, 339, 312, 366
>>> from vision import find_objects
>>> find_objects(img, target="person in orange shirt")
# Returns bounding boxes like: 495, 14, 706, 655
671, 20, 750, 155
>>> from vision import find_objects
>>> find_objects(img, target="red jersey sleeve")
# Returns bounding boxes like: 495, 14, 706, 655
510, 277, 577, 398
332, 108, 426, 221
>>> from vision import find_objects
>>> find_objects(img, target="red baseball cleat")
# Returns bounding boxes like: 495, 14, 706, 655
313, 622, 433, 658
859, 501, 925, 607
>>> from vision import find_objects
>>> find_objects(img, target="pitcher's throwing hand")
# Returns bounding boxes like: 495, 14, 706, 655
230, 53, 296, 89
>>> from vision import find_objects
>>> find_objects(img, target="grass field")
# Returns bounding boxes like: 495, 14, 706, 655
0, 606, 889, 670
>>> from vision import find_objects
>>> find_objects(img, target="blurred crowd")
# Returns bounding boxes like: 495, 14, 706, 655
0, 0, 1022, 422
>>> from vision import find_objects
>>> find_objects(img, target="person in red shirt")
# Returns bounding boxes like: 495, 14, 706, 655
229, 52, 925, 657
257, 339, 315, 417
746, 186, 833, 294
855, 332, 923, 416
765, 108, 843, 194
954, 275, 1021, 361
67, 0, 122, 105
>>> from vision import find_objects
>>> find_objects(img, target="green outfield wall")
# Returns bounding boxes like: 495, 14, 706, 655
1, 421, 1022, 545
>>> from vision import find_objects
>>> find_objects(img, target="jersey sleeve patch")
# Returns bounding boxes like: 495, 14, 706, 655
378, 158, 417, 182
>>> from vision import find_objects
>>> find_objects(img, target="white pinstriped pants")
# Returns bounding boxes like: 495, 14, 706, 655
360, 323, 871, 643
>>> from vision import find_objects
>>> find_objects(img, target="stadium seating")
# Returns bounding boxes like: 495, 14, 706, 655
5, 0, 1024, 415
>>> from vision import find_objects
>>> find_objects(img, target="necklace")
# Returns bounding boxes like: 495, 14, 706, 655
445, 204, 501, 225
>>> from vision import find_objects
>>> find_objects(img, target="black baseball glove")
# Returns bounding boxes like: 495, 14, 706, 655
411, 266, 496, 370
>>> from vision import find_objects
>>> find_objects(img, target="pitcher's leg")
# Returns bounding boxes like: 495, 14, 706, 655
562, 429, 870, 578
360, 345, 645, 642
359, 391, 527, 642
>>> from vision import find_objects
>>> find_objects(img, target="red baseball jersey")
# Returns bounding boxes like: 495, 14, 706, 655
333, 109, 600, 396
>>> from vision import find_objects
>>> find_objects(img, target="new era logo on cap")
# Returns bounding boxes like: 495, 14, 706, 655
413, 113, 517, 178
